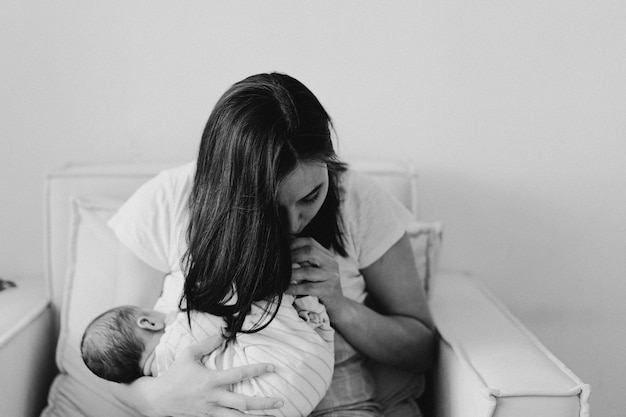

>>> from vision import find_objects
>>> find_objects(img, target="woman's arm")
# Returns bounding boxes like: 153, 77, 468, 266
111, 245, 283, 416
289, 234, 436, 373
110, 337, 282, 417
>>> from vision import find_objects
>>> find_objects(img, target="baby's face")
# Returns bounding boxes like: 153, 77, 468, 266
136, 309, 167, 377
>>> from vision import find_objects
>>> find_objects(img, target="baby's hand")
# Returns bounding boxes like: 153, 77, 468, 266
293, 296, 334, 343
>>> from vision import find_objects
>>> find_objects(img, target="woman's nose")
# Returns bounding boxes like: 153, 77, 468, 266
285, 208, 300, 234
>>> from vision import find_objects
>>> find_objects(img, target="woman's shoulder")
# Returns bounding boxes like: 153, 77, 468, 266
109, 161, 195, 229
137, 161, 196, 203
338, 166, 413, 239
156, 161, 196, 189
339, 168, 385, 208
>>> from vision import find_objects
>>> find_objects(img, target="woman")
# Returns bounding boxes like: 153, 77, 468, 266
108, 72, 436, 416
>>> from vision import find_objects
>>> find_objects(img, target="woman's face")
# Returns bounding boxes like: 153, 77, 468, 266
277, 161, 329, 235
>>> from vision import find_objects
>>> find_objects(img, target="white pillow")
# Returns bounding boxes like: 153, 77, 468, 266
42, 197, 136, 417
41, 197, 443, 417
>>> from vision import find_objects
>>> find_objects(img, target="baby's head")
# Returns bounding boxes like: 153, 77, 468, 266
80, 305, 166, 383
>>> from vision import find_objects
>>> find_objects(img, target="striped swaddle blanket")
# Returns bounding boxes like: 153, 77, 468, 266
155, 294, 335, 417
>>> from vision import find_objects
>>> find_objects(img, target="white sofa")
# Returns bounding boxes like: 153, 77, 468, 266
0, 159, 590, 417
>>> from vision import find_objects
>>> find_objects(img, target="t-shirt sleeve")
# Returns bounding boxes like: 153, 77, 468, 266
107, 167, 189, 273
343, 171, 415, 269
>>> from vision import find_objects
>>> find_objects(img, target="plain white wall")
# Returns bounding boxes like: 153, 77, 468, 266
2, 1, 624, 414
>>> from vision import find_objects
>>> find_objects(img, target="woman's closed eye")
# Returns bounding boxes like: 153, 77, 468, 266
301, 192, 320, 204
299, 184, 323, 205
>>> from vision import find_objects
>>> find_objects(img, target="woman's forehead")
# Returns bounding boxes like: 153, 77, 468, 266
278, 162, 328, 202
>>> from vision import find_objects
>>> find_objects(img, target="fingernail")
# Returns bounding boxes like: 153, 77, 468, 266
266, 364, 276, 372
273, 400, 284, 408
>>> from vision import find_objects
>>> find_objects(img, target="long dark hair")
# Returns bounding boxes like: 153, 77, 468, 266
181, 73, 346, 340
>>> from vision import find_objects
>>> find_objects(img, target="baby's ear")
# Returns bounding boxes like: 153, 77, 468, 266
136, 316, 165, 331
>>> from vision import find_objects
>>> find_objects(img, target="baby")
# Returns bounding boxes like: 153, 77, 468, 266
81, 294, 334, 417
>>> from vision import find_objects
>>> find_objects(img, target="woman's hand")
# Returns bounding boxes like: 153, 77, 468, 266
136, 336, 283, 417
288, 234, 436, 372
287, 237, 346, 319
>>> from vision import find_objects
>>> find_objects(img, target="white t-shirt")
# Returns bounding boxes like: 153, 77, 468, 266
155, 295, 334, 417
108, 161, 413, 312
108, 162, 415, 411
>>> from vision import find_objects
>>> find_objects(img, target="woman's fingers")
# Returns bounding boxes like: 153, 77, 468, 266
291, 238, 331, 262
289, 236, 344, 315
290, 238, 337, 275
217, 391, 284, 412
212, 411, 274, 417
211, 409, 279, 417
179, 337, 278, 385
149, 338, 281, 416
287, 281, 321, 296
291, 266, 328, 283
212, 367, 284, 412
213, 363, 276, 386
291, 250, 324, 268
290, 236, 325, 251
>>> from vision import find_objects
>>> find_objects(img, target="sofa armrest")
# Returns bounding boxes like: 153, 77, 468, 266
428, 272, 590, 417
0, 276, 57, 417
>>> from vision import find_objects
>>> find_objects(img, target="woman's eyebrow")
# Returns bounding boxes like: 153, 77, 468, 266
301, 184, 322, 200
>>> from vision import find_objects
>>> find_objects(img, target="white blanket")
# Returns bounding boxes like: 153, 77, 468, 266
155, 294, 334, 417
